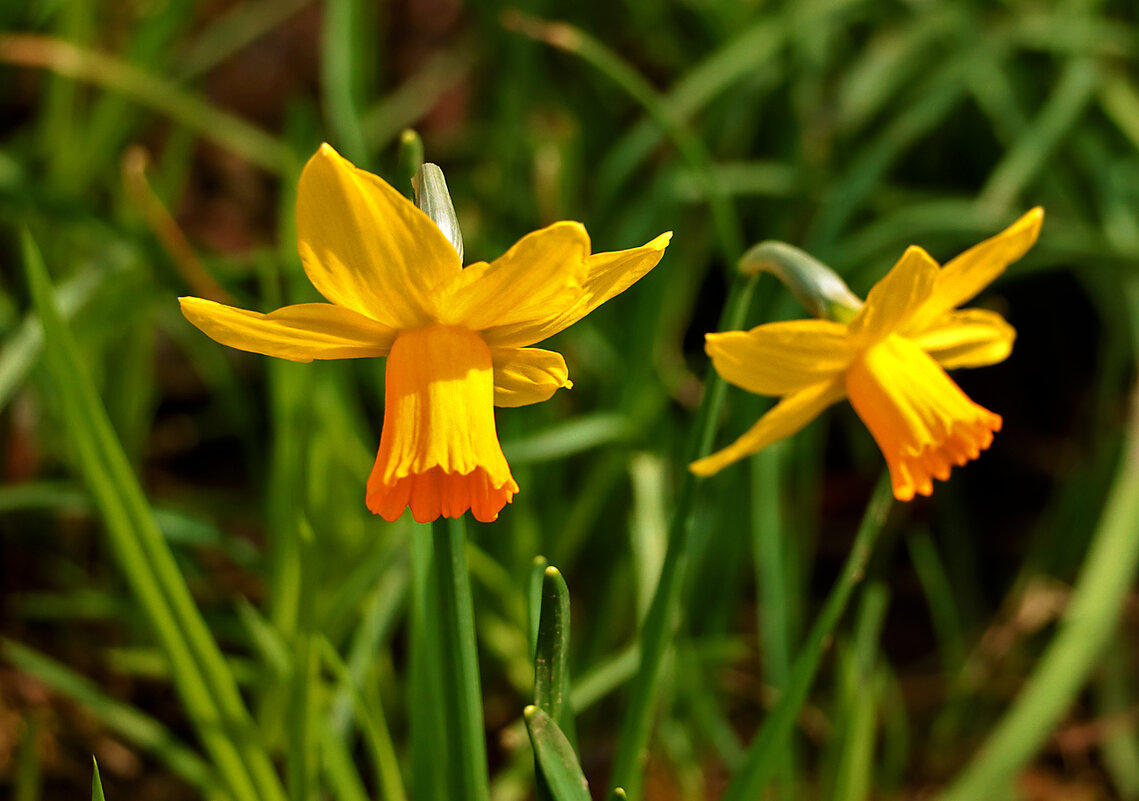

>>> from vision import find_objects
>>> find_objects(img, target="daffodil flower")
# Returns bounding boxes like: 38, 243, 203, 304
690, 208, 1042, 501
181, 144, 671, 523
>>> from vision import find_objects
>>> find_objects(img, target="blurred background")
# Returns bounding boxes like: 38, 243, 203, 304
2, 0, 1138, 799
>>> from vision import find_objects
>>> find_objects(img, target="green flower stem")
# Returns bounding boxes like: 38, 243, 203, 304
608, 272, 757, 800
430, 517, 491, 801
720, 473, 894, 801
937, 393, 1139, 798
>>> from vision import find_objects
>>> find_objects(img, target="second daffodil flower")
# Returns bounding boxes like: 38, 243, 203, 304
181, 144, 671, 523
690, 209, 1042, 501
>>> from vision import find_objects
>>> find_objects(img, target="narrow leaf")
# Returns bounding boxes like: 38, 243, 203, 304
534, 566, 571, 724
91, 758, 106, 801
525, 706, 590, 801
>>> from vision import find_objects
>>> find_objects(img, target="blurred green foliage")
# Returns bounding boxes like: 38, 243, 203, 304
1, 0, 1139, 799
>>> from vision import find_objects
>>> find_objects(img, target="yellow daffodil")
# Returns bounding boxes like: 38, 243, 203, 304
181, 144, 671, 523
690, 208, 1042, 501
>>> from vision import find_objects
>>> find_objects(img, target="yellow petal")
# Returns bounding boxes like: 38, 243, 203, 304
845, 334, 1001, 501
438, 221, 589, 344
179, 297, 395, 362
366, 325, 518, 523
847, 246, 939, 346
497, 232, 673, 345
705, 319, 853, 397
296, 144, 461, 329
689, 376, 846, 476
491, 347, 573, 407
909, 309, 1016, 370
910, 207, 1043, 328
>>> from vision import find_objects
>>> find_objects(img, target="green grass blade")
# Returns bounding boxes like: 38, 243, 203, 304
505, 13, 743, 264
720, 474, 893, 801
176, 0, 310, 80
831, 583, 889, 801
318, 638, 407, 801
320, 0, 370, 164
534, 566, 572, 726
525, 706, 591, 801
0, 34, 289, 171
907, 531, 966, 672
1098, 71, 1139, 152
91, 758, 105, 801
320, 728, 370, 801
978, 58, 1099, 215
595, 17, 785, 204
21, 228, 284, 801
749, 445, 797, 795
15, 714, 41, 801
0, 265, 105, 413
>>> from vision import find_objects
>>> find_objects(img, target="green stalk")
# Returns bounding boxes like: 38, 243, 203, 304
409, 530, 445, 801
720, 474, 894, 801
608, 272, 757, 800
431, 517, 491, 801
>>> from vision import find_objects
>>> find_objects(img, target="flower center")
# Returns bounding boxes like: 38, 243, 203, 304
366, 324, 518, 523
845, 334, 1001, 501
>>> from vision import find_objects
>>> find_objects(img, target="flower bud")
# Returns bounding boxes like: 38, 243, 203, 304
739, 241, 862, 323
412, 163, 464, 262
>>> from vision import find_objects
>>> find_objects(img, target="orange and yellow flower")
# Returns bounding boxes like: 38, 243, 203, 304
690, 209, 1042, 501
180, 144, 670, 523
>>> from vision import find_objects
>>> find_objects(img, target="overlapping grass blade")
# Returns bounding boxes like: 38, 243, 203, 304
22, 229, 285, 801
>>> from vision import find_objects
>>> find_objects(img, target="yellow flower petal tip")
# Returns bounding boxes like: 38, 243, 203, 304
697, 210, 1040, 498
688, 456, 718, 477
181, 144, 668, 523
